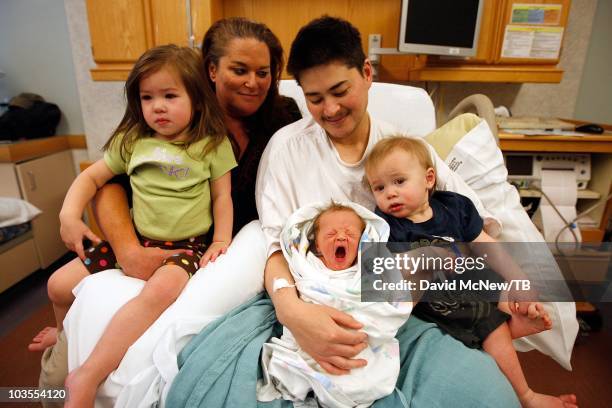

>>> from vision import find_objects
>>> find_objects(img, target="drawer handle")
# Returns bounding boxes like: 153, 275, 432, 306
27, 171, 37, 191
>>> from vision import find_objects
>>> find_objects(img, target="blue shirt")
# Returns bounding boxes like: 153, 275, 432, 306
375, 191, 483, 248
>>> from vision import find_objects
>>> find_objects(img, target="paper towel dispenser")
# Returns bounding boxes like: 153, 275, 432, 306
504, 153, 591, 189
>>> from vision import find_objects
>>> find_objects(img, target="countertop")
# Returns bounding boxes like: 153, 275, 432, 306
0, 135, 86, 163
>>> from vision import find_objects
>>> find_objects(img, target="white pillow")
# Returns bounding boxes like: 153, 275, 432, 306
279, 80, 436, 138
0, 198, 42, 228
427, 114, 578, 370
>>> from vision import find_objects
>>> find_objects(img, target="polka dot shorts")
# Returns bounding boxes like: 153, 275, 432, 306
83, 234, 209, 277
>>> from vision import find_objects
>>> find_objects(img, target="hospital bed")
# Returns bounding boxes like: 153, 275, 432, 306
61, 80, 578, 407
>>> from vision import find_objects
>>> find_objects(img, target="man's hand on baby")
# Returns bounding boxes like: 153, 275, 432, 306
282, 301, 368, 375
199, 241, 229, 267
59, 218, 101, 260
117, 245, 188, 280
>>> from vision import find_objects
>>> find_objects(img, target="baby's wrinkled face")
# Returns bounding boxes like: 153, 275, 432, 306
315, 210, 364, 271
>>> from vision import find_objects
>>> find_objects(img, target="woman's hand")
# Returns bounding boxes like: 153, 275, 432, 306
200, 241, 229, 267
280, 299, 369, 375
59, 217, 101, 260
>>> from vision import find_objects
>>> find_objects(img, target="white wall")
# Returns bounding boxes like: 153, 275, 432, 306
574, 0, 612, 124
433, 0, 597, 123
64, 0, 124, 160
0, 0, 84, 135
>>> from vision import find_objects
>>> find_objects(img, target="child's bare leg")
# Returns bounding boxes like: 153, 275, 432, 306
498, 302, 552, 339
64, 264, 188, 408
484, 323, 577, 407
48, 258, 91, 330
28, 258, 90, 351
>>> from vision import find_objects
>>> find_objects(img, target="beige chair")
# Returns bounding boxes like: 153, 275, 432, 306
447, 94, 498, 143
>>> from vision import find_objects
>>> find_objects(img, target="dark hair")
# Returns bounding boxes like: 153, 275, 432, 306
287, 16, 366, 83
104, 44, 226, 159
201, 17, 286, 138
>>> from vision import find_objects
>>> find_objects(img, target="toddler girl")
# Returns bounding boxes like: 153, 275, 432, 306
58, 44, 236, 407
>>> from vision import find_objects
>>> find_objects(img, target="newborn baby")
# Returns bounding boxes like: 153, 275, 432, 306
311, 202, 364, 270
258, 201, 412, 408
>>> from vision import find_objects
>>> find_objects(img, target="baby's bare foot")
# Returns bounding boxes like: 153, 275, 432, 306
27, 327, 57, 351
508, 303, 552, 339
64, 368, 97, 408
520, 389, 578, 408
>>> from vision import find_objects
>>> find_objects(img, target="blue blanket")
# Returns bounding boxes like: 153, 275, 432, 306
166, 293, 519, 407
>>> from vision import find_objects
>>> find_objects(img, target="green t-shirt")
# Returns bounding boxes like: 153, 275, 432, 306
104, 135, 237, 241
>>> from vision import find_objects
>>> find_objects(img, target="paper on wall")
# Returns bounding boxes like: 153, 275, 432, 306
538, 169, 581, 243
511, 4, 562, 25
501, 25, 564, 59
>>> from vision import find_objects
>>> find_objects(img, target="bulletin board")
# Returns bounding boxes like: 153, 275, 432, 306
498, 1, 569, 64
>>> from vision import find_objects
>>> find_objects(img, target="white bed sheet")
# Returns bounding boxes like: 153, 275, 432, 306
64, 91, 578, 407
433, 116, 578, 370
64, 221, 267, 408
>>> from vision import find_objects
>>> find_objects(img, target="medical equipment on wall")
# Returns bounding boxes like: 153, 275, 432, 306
504, 153, 591, 190
504, 153, 592, 243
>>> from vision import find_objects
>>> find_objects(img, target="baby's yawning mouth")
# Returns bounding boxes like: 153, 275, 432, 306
335, 245, 347, 260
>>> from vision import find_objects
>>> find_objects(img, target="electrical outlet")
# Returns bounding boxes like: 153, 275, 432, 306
368, 34, 381, 53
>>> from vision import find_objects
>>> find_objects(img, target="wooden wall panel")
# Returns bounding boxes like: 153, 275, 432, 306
150, 0, 189, 46
191, 0, 223, 48
221, 0, 419, 81
474, 0, 502, 63
86, 0, 150, 63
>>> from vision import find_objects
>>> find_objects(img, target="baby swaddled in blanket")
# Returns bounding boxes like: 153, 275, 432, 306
257, 201, 413, 408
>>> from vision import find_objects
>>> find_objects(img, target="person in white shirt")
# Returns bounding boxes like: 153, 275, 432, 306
255, 15, 577, 407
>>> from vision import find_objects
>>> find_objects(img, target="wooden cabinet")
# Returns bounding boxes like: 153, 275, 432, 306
220, 0, 423, 81
0, 236, 41, 294
0, 148, 76, 270
87, 0, 150, 64
412, 0, 570, 83
15, 150, 76, 268
87, 0, 220, 80
87, 0, 570, 83
87, 0, 185, 80
0, 137, 83, 290
86, 0, 423, 81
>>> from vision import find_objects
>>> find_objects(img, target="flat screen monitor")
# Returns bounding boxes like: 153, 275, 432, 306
398, 0, 484, 57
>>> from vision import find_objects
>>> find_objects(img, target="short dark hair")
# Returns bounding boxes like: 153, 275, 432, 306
287, 16, 366, 83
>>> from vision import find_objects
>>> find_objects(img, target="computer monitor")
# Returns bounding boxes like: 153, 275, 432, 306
398, 0, 484, 57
